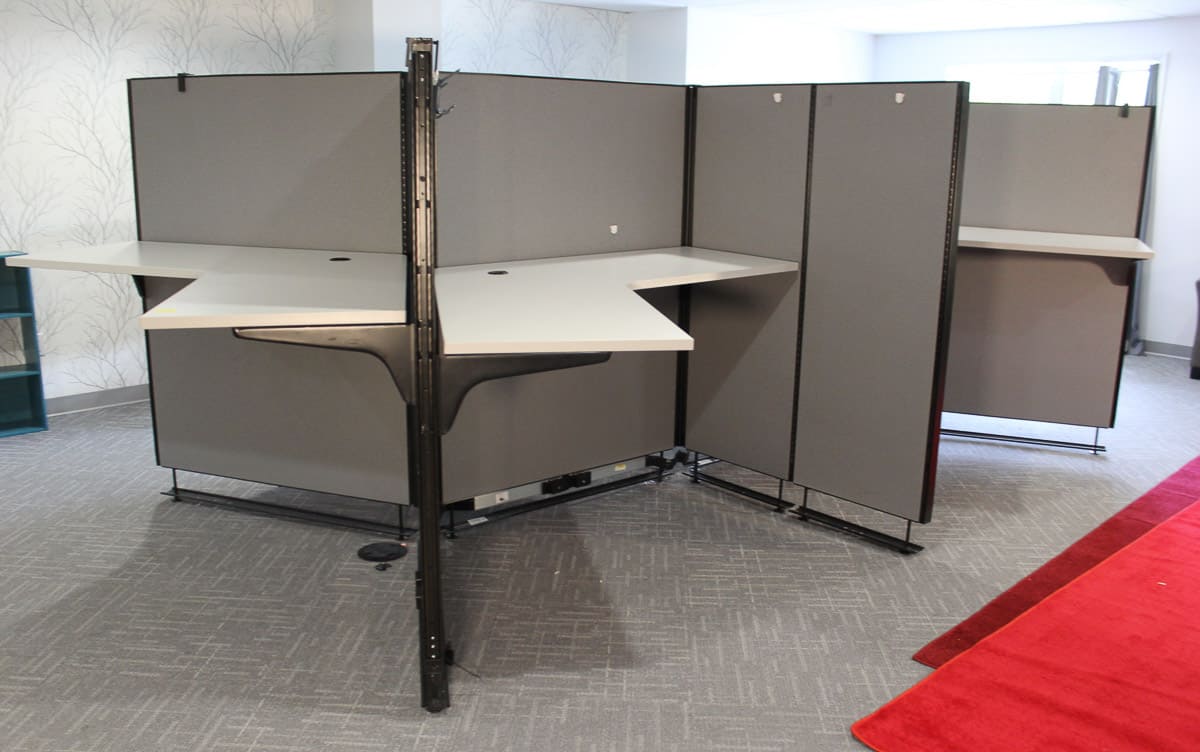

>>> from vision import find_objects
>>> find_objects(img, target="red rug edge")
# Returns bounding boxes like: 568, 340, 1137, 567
858, 497, 1200, 752
912, 453, 1200, 668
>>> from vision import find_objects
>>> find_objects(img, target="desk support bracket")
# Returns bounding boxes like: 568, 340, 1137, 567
234, 323, 610, 435
235, 324, 416, 400
440, 352, 609, 431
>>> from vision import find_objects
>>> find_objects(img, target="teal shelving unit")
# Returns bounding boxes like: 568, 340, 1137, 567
0, 252, 47, 437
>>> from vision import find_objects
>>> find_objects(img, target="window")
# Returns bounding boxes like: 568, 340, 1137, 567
946, 60, 1158, 105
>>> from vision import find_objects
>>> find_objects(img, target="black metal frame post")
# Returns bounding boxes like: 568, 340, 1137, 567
404, 38, 451, 713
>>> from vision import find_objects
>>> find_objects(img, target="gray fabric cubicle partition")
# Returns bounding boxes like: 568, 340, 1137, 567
144, 279, 410, 503
130, 74, 406, 252
944, 249, 1133, 427
946, 103, 1153, 428
130, 73, 411, 502
436, 74, 685, 500
436, 74, 686, 264
961, 103, 1153, 236
793, 83, 967, 523
687, 85, 809, 479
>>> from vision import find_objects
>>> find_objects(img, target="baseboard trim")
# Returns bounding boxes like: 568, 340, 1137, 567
1141, 340, 1192, 360
47, 384, 150, 416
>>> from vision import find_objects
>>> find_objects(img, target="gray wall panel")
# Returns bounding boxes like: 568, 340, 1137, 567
145, 278, 409, 503
793, 83, 965, 522
944, 249, 1132, 427
442, 289, 677, 500
692, 85, 811, 262
686, 274, 800, 479
131, 73, 404, 252
437, 74, 685, 265
961, 103, 1151, 236
687, 85, 808, 477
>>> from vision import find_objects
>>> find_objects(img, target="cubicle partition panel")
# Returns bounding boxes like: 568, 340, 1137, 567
945, 250, 1132, 427
130, 74, 406, 251
436, 74, 686, 263
436, 74, 686, 499
793, 83, 967, 523
145, 280, 410, 502
686, 85, 810, 478
961, 103, 1153, 236
129, 73, 411, 503
947, 103, 1154, 434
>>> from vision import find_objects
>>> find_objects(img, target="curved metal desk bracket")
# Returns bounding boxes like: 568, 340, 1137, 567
233, 324, 610, 433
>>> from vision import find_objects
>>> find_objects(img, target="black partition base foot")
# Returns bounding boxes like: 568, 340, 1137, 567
940, 428, 1106, 454
164, 486, 413, 538
690, 470, 922, 554
790, 506, 922, 555
690, 469, 790, 512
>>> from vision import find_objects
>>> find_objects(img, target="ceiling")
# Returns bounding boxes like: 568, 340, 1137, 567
549, 0, 1200, 34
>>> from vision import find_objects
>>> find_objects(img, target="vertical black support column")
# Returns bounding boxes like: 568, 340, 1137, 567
404, 38, 450, 713
675, 86, 698, 448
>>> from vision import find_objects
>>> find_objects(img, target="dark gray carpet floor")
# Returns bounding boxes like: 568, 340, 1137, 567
2, 354, 1199, 751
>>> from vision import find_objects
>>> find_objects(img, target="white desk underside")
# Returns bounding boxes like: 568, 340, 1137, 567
6, 241, 409, 330
7, 243, 797, 353
958, 226, 1154, 259
435, 248, 798, 354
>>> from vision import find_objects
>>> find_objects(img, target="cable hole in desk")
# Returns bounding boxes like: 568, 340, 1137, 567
329, 256, 351, 262
487, 270, 508, 275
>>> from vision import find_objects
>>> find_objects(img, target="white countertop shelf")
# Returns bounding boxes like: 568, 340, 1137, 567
958, 226, 1154, 260
6, 241, 408, 330
436, 246, 798, 354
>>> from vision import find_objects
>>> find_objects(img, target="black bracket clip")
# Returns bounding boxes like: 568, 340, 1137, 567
177, 72, 192, 93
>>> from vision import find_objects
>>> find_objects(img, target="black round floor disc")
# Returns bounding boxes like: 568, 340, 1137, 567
358, 541, 408, 562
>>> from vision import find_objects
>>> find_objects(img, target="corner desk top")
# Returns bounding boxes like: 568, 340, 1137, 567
5, 241, 409, 330
5, 242, 798, 354
437, 247, 798, 354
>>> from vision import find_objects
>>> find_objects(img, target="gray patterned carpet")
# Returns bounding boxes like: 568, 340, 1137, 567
2, 354, 1199, 752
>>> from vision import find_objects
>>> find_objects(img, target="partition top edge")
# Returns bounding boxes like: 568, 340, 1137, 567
128, 71, 405, 83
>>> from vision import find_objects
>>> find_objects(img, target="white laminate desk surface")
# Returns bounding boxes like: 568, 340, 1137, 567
958, 226, 1155, 260
6, 241, 408, 330
436, 247, 799, 354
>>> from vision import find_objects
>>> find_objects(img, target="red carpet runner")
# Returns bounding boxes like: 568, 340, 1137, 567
914, 454, 1200, 667
852, 500, 1200, 752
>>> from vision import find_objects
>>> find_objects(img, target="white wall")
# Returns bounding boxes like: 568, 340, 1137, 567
687, 8, 874, 85
876, 16, 1200, 350
322, 0, 375, 71
628, 9, 688, 84
374, 0, 441, 70
440, 0, 629, 79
